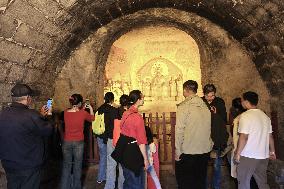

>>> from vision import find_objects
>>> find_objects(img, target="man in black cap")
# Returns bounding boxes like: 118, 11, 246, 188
0, 83, 53, 189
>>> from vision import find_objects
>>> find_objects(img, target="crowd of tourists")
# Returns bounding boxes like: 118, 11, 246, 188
0, 81, 276, 189
175, 81, 276, 189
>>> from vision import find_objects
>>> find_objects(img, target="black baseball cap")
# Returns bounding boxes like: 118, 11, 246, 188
11, 84, 40, 97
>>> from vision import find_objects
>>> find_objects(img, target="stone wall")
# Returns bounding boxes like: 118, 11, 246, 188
268, 160, 284, 189
0, 0, 283, 158
53, 8, 270, 116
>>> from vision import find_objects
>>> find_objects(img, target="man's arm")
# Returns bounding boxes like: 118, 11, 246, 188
234, 133, 248, 162
31, 106, 54, 136
175, 105, 186, 161
269, 133, 276, 160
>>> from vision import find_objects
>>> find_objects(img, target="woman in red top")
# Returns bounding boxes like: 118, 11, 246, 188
120, 90, 149, 189
60, 94, 95, 189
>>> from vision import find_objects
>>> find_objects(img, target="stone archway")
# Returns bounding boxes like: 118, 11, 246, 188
53, 8, 270, 116
1, 0, 283, 158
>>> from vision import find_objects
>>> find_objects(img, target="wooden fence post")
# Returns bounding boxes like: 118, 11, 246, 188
162, 112, 168, 161
170, 112, 176, 172
156, 112, 160, 160
156, 112, 160, 141
149, 113, 153, 134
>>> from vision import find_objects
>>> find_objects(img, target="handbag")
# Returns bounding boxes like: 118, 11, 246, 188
122, 140, 144, 176
111, 113, 144, 176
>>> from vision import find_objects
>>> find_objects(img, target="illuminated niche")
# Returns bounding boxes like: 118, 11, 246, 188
105, 26, 201, 113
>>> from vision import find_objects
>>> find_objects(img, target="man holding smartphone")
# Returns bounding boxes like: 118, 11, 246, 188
0, 83, 54, 189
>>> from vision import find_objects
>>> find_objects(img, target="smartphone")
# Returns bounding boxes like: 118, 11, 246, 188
85, 99, 90, 106
46, 98, 53, 115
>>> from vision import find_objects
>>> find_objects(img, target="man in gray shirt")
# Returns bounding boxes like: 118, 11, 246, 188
175, 80, 213, 189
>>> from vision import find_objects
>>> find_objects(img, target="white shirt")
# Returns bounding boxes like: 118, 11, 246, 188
238, 109, 272, 159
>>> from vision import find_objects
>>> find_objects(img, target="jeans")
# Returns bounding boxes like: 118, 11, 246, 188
175, 153, 209, 189
147, 166, 162, 189
60, 140, 84, 189
97, 137, 107, 182
213, 150, 222, 189
104, 139, 124, 189
122, 166, 145, 189
5, 168, 40, 189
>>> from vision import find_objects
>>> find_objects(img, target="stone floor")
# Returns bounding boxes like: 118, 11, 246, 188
2, 158, 284, 189
39, 165, 236, 189
1, 159, 238, 189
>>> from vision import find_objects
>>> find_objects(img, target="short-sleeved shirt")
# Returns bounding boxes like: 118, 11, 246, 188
64, 109, 95, 141
238, 109, 272, 159
120, 106, 147, 145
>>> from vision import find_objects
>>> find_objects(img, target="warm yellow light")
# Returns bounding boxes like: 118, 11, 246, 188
105, 26, 201, 113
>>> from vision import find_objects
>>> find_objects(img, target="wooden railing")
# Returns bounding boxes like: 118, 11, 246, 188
143, 112, 176, 171
81, 112, 177, 168
83, 123, 99, 164
74, 110, 279, 168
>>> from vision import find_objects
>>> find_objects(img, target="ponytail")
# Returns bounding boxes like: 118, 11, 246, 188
69, 94, 83, 106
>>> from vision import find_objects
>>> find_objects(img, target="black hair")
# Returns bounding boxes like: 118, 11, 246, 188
203, 84, 216, 95
183, 80, 198, 93
104, 92, 114, 103
119, 94, 129, 107
69, 94, 83, 106
232, 97, 242, 109
232, 97, 245, 113
243, 91, 258, 106
128, 90, 142, 106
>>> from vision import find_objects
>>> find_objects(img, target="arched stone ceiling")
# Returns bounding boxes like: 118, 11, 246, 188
0, 0, 284, 156
1, 0, 283, 95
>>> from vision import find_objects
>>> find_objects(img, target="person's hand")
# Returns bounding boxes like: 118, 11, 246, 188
269, 151, 276, 160
40, 105, 49, 116
227, 135, 233, 145
88, 104, 93, 111
144, 159, 150, 170
88, 104, 94, 115
210, 106, 217, 114
175, 154, 181, 161
233, 152, 240, 164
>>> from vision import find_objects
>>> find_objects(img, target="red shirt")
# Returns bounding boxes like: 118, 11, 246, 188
64, 109, 95, 141
120, 106, 147, 145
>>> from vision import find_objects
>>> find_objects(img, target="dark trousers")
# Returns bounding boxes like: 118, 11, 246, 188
122, 166, 145, 189
5, 168, 40, 189
175, 153, 210, 189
